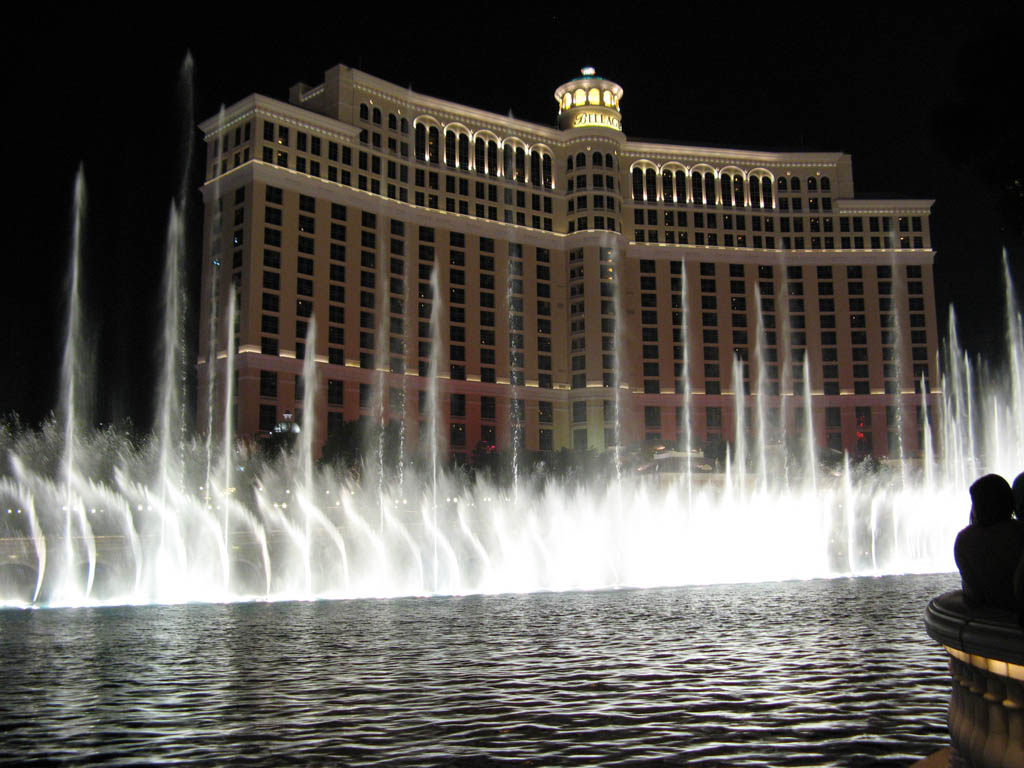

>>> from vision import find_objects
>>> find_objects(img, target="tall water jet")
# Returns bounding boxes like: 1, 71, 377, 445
777, 254, 794, 472
202, 105, 227, 506
678, 257, 692, 502
298, 320, 318, 595
1002, 250, 1024, 467
752, 281, 769, 490
963, 350, 975, 477
151, 51, 195, 592
221, 287, 236, 563
505, 243, 521, 496
802, 356, 817, 492
397, 265, 413, 490
60, 170, 82, 576
298, 320, 318, 491
202, 267, 219, 505
921, 376, 934, 488
372, 239, 389, 526
58, 167, 95, 601
175, 52, 195, 218
397, 379, 407, 490
155, 202, 187, 565
427, 262, 443, 589
610, 243, 624, 482
941, 308, 975, 488
889, 252, 909, 487
732, 354, 747, 495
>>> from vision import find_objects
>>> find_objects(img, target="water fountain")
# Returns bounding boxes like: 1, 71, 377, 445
1, 161, 1022, 608
677, 255, 694, 504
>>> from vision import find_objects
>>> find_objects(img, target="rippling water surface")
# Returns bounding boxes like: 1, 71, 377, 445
0, 573, 957, 766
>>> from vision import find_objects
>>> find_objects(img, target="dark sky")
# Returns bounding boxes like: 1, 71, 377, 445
5, 7, 1021, 431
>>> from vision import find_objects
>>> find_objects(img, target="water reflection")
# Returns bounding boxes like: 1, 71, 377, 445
0, 574, 956, 766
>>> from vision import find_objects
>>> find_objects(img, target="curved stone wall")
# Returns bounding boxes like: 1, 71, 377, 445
924, 591, 1024, 768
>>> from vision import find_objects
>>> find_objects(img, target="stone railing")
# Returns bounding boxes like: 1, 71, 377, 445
924, 591, 1024, 768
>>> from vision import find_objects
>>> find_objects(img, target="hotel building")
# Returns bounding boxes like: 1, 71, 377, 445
197, 65, 939, 461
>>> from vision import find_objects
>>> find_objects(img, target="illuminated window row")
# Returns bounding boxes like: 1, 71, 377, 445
559, 86, 619, 111
413, 121, 555, 188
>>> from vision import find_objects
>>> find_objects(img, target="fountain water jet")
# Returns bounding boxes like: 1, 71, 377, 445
427, 261, 443, 590
611, 244, 624, 484
202, 105, 227, 512
802, 356, 817, 493
752, 282, 770, 491
732, 354, 747, 495
677, 257, 693, 504
221, 287, 236, 570
506, 242, 522, 497
57, 168, 94, 602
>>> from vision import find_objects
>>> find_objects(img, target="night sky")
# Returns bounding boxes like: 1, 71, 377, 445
6, 8, 1021, 432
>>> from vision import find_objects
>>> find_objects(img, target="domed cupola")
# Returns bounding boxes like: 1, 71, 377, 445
554, 67, 624, 133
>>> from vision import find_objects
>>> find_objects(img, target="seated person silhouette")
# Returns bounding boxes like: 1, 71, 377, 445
954, 473, 1024, 610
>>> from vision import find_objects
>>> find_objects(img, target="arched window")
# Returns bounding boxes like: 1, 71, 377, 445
475, 138, 485, 173
820, 176, 831, 191
428, 127, 440, 164
750, 177, 761, 208
576, 152, 586, 168
487, 141, 498, 176
588, 88, 600, 105
762, 177, 772, 208
721, 173, 734, 206
692, 172, 704, 204
603, 90, 614, 107
632, 168, 644, 201
515, 147, 526, 182
504, 144, 514, 178
807, 177, 817, 191
458, 134, 469, 168
359, 103, 369, 121
573, 88, 586, 106
567, 155, 574, 171
444, 131, 457, 167
372, 107, 381, 125
675, 171, 687, 204
593, 152, 603, 167
542, 155, 553, 188
605, 153, 614, 168
415, 124, 426, 160
388, 113, 397, 130
663, 170, 675, 202
400, 118, 409, 134
777, 177, 788, 193
645, 168, 657, 201
790, 177, 801, 192
704, 174, 716, 206
530, 151, 541, 186
734, 175, 745, 207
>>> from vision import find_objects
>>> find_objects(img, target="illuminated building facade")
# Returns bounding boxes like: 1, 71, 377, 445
197, 65, 939, 461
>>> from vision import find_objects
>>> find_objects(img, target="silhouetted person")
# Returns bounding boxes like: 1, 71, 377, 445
954, 474, 1024, 610
1012, 471, 1024, 520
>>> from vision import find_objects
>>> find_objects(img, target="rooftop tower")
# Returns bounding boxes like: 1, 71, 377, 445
554, 67, 624, 135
